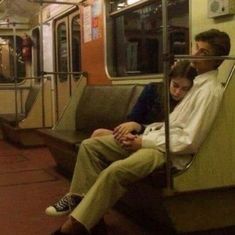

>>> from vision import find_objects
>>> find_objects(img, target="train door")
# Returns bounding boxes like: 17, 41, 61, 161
54, 10, 81, 120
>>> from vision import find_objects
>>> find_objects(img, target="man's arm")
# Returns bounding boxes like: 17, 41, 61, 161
142, 85, 224, 154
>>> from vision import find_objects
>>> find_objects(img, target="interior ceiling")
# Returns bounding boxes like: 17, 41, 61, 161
0, 0, 44, 21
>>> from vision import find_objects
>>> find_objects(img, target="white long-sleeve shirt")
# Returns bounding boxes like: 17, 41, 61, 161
142, 70, 224, 168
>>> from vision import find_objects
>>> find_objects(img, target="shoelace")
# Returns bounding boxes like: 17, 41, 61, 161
54, 195, 74, 211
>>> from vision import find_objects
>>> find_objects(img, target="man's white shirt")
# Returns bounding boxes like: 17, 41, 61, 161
141, 70, 224, 168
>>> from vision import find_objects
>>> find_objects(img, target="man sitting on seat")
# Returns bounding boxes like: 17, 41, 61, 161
47, 29, 231, 235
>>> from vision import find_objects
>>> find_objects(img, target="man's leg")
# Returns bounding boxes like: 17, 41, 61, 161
70, 134, 130, 196
46, 135, 129, 217
71, 148, 165, 230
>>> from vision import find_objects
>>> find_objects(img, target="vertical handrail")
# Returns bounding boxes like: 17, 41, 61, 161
13, 23, 19, 126
162, 0, 173, 191
39, 0, 45, 127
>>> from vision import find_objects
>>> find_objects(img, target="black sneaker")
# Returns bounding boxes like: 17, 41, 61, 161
45, 194, 82, 216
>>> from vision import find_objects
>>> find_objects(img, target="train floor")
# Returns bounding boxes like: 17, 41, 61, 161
1, 138, 235, 235
0, 138, 147, 235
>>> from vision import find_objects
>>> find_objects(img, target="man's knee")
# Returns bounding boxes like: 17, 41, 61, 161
91, 128, 112, 138
80, 138, 99, 151
82, 138, 95, 146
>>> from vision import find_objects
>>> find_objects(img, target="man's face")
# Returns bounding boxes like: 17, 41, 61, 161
191, 41, 219, 74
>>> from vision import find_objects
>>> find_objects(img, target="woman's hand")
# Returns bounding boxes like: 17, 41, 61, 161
113, 122, 141, 141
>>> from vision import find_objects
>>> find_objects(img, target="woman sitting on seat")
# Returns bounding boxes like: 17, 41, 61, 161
91, 60, 197, 140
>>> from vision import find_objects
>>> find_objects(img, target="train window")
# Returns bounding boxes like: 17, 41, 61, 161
0, 36, 26, 83
32, 28, 40, 78
71, 15, 81, 80
57, 22, 68, 82
106, 0, 189, 78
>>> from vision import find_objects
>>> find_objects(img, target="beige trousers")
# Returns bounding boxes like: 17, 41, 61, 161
69, 135, 165, 230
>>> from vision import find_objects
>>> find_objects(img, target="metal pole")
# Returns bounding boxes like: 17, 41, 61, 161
39, 0, 45, 127
175, 55, 235, 60
43, 71, 86, 75
27, 0, 83, 5
0, 22, 29, 26
162, 0, 173, 192
13, 23, 19, 126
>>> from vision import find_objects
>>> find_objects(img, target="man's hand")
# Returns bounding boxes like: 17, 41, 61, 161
116, 133, 142, 151
113, 122, 141, 141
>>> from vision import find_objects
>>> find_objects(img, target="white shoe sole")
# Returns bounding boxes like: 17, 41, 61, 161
45, 206, 71, 216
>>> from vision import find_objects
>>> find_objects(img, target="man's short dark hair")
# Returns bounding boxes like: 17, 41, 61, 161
195, 29, 230, 56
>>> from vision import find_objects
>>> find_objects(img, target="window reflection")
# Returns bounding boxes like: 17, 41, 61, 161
0, 36, 26, 83
127, 0, 140, 4
108, 0, 189, 77
112, 0, 142, 10
71, 15, 81, 80
57, 22, 68, 82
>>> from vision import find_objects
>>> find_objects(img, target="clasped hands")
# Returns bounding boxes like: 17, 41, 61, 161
113, 122, 142, 151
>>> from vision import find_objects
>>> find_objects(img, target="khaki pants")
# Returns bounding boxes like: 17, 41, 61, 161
70, 135, 165, 230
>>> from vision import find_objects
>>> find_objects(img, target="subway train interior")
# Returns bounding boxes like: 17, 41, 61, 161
1, 0, 235, 234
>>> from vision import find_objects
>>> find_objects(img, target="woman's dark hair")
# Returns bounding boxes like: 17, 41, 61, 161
195, 29, 230, 56
169, 60, 197, 83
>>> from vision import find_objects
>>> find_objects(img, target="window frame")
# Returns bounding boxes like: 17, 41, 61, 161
0, 35, 26, 84
104, 0, 191, 81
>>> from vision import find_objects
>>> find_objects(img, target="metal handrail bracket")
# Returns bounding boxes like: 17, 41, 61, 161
27, 0, 85, 5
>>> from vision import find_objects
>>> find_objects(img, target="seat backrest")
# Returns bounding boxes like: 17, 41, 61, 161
126, 84, 145, 115
75, 85, 138, 131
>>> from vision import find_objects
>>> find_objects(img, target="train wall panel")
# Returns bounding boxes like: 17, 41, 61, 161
80, 0, 109, 85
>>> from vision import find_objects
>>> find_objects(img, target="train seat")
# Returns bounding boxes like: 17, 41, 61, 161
39, 78, 144, 177
0, 80, 53, 146
0, 84, 40, 126
119, 61, 235, 234
0, 113, 26, 126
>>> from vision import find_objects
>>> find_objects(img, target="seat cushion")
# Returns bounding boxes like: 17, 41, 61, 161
38, 129, 92, 151
0, 113, 26, 126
